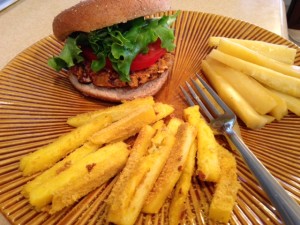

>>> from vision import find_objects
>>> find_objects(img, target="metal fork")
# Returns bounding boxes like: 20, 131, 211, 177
180, 74, 300, 225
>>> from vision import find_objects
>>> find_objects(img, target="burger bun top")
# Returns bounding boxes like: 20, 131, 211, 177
53, 0, 171, 41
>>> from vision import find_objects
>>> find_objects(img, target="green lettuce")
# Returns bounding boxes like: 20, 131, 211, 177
48, 11, 179, 82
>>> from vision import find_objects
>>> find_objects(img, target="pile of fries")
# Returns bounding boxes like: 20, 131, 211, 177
19, 96, 240, 224
202, 37, 300, 129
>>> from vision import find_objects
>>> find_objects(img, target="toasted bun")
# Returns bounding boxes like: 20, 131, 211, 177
53, 0, 171, 41
69, 71, 169, 102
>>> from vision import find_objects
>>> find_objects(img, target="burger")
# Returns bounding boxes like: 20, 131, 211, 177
48, 0, 178, 102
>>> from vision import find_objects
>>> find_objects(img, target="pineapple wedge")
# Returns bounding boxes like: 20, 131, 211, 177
208, 49, 300, 98
202, 59, 274, 129
268, 89, 300, 116
208, 37, 297, 65
206, 57, 277, 115
217, 39, 300, 79
267, 89, 289, 120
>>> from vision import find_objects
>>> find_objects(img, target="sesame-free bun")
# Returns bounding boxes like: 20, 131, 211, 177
69, 70, 169, 102
53, 0, 171, 41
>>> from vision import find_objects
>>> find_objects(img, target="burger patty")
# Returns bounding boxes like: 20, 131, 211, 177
69, 53, 174, 88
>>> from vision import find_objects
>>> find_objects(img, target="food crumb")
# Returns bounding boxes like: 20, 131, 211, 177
86, 163, 96, 173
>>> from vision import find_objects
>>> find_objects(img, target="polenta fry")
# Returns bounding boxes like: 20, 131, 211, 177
142, 123, 196, 213
22, 141, 99, 197
50, 142, 128, 214
107, 133, 176, 225
208, 145, 241, 223
154, 102, 175, 120
67, 96, 155, 127
169, 140, 197, 225
183, 105, 221, 182
150, 118, 183, 147
89, 105, 156, 145
19, 96, 243, 223
28, 142, 128, 211
107, 125, 156, 205
19, 115, 112, 176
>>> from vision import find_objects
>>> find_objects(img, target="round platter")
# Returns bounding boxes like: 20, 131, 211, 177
0, 11, 299, 225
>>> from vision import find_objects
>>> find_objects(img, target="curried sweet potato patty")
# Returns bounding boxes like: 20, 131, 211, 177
69, 53, 174, 88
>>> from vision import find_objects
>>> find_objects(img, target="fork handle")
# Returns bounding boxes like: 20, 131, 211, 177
227, 130, 300, 225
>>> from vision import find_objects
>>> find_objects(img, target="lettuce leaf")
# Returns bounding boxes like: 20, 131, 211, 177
48, 38, 83, 71
48, 11, 179, 82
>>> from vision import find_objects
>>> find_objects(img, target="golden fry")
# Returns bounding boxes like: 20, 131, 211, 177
22, 141, 99, 197
150, 118, 183, 147
169, 141, 197, 225
153, 102, 175, 120
50, 142, 128, 213
184, 105, 221, 182
67, 96, 155, 127
208, 145, 241, 223
107, 125, 156, 205
19, 115, 112, 176
142, 123, 196, 213
107, 134, 176, 225
89, 105, 156, 145
28, 142, 128, 211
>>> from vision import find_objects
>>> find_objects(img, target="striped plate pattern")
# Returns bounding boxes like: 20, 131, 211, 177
0, 11, 299, 225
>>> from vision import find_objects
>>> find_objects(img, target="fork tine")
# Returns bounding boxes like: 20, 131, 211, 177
191, 78, 221, 117
196, 74, 233, 114
184, 81, 214, 121
180, 85, 195, 106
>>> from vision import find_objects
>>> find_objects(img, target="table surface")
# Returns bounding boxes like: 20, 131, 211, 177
0, 0, 288, 224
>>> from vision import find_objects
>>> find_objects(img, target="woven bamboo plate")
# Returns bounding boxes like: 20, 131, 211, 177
0, 11, 299, 225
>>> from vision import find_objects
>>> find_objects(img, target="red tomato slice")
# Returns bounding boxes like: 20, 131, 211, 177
82, 48, 113, 70
82, 39, 166, 72
130, 39, 166, 72
82, 47, 97, 61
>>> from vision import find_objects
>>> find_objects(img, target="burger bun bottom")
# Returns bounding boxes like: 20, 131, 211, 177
69, 71, 169, 102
